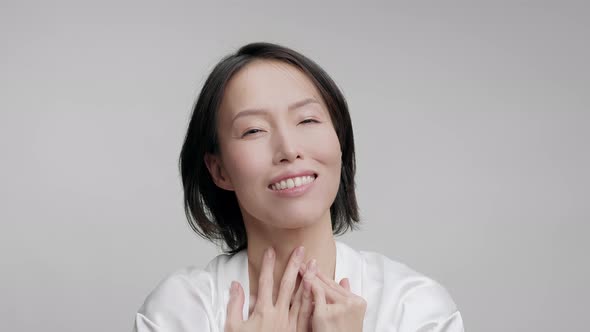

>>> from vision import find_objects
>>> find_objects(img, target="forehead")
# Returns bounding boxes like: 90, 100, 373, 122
219, 60, 324, 117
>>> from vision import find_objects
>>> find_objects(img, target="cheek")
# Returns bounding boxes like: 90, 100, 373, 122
305, 127, 342, 166
224, 142, 268, 186
316, 129, 342, 194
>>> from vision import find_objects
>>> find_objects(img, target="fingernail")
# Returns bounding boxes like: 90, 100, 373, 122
266, 247, 275, 259
309, 259, 317, 273
230, 281, 238, 296
295, 246, 304, 258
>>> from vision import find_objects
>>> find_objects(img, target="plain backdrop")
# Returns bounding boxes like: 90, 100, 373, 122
1, 1, 589, 331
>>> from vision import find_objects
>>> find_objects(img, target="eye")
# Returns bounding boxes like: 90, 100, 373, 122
242, 129, 263, 137
299, 118, 319, 125
242, 129, 264, 138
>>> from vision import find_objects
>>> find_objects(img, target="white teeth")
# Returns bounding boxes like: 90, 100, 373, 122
271, 175, 316, 191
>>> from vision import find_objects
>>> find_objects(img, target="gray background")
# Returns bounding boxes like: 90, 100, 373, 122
1, 1, 588, 331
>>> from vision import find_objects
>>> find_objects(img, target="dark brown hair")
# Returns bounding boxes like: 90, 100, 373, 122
178, 42, 359, 254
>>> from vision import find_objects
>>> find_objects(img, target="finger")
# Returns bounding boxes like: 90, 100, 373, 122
339, 278, 351, 292
288, 278, 304, 323
297, 267, 316, 332
256, 247, 275, 308
312, 276, 347, 304
315, 269, 350, 297
299, 263, 306, 276
289, 258, 311, 316
301, 259, 347, 304
310, 270, 350, 304
226, 281, 244, 327
310, 277, 327, 311
277, 246, 305, 309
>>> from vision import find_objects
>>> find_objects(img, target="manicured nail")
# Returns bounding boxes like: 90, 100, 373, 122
266, 247, 275, 259
295, 246, 304, 258
230, 281, 238, 296
309, 259, 317, 273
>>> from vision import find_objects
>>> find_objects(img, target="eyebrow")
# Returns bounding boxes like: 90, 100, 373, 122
231, 97, 320, 124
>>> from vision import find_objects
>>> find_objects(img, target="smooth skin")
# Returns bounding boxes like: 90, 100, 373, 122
301, 262, 367, 332
203, 59, 342, 304
225, 247, 318, 332
205, 59, 367, 331
225, 246, 366, 332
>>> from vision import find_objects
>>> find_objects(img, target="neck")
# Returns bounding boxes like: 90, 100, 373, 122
243, 210, 336, 306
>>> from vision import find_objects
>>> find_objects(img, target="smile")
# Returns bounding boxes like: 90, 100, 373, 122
269, 174, 318, 191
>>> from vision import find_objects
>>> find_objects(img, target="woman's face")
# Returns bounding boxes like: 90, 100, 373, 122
206, 59, 342, 229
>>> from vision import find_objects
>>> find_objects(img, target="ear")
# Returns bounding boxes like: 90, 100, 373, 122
204, 153, 234, 191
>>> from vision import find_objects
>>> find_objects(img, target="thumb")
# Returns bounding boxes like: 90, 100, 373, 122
226, 281, 244, 326
339, 278, 351, 292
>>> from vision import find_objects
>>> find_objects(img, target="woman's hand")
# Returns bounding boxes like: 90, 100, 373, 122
224, 246, 316, 332
301, 263, 367, 332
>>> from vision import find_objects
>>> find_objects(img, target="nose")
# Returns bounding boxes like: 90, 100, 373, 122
272, 128, 301, 164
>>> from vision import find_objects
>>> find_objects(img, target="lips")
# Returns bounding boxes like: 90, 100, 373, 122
269, 174, 318, 191
268, 170, 318, 188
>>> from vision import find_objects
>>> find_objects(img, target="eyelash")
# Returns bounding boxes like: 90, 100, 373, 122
242, 119, 320, 137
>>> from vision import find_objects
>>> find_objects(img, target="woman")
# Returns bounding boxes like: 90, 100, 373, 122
133, 42, 464, 331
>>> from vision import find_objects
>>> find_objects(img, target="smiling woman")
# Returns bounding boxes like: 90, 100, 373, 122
132, 42, 465, 332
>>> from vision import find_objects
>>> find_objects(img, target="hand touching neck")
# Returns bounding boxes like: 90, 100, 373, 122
244, 211, 337, 307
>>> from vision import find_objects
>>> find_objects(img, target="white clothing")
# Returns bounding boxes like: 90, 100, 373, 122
133, 241, 464, 331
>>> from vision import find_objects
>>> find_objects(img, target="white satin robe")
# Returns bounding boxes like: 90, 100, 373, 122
133, 241, 464, 331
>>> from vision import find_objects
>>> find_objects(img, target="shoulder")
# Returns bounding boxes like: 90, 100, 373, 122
134, 253, 237, 331
339, 242, 464, 331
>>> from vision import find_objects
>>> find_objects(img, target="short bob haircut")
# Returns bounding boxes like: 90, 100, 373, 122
179, 42, 359, 254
